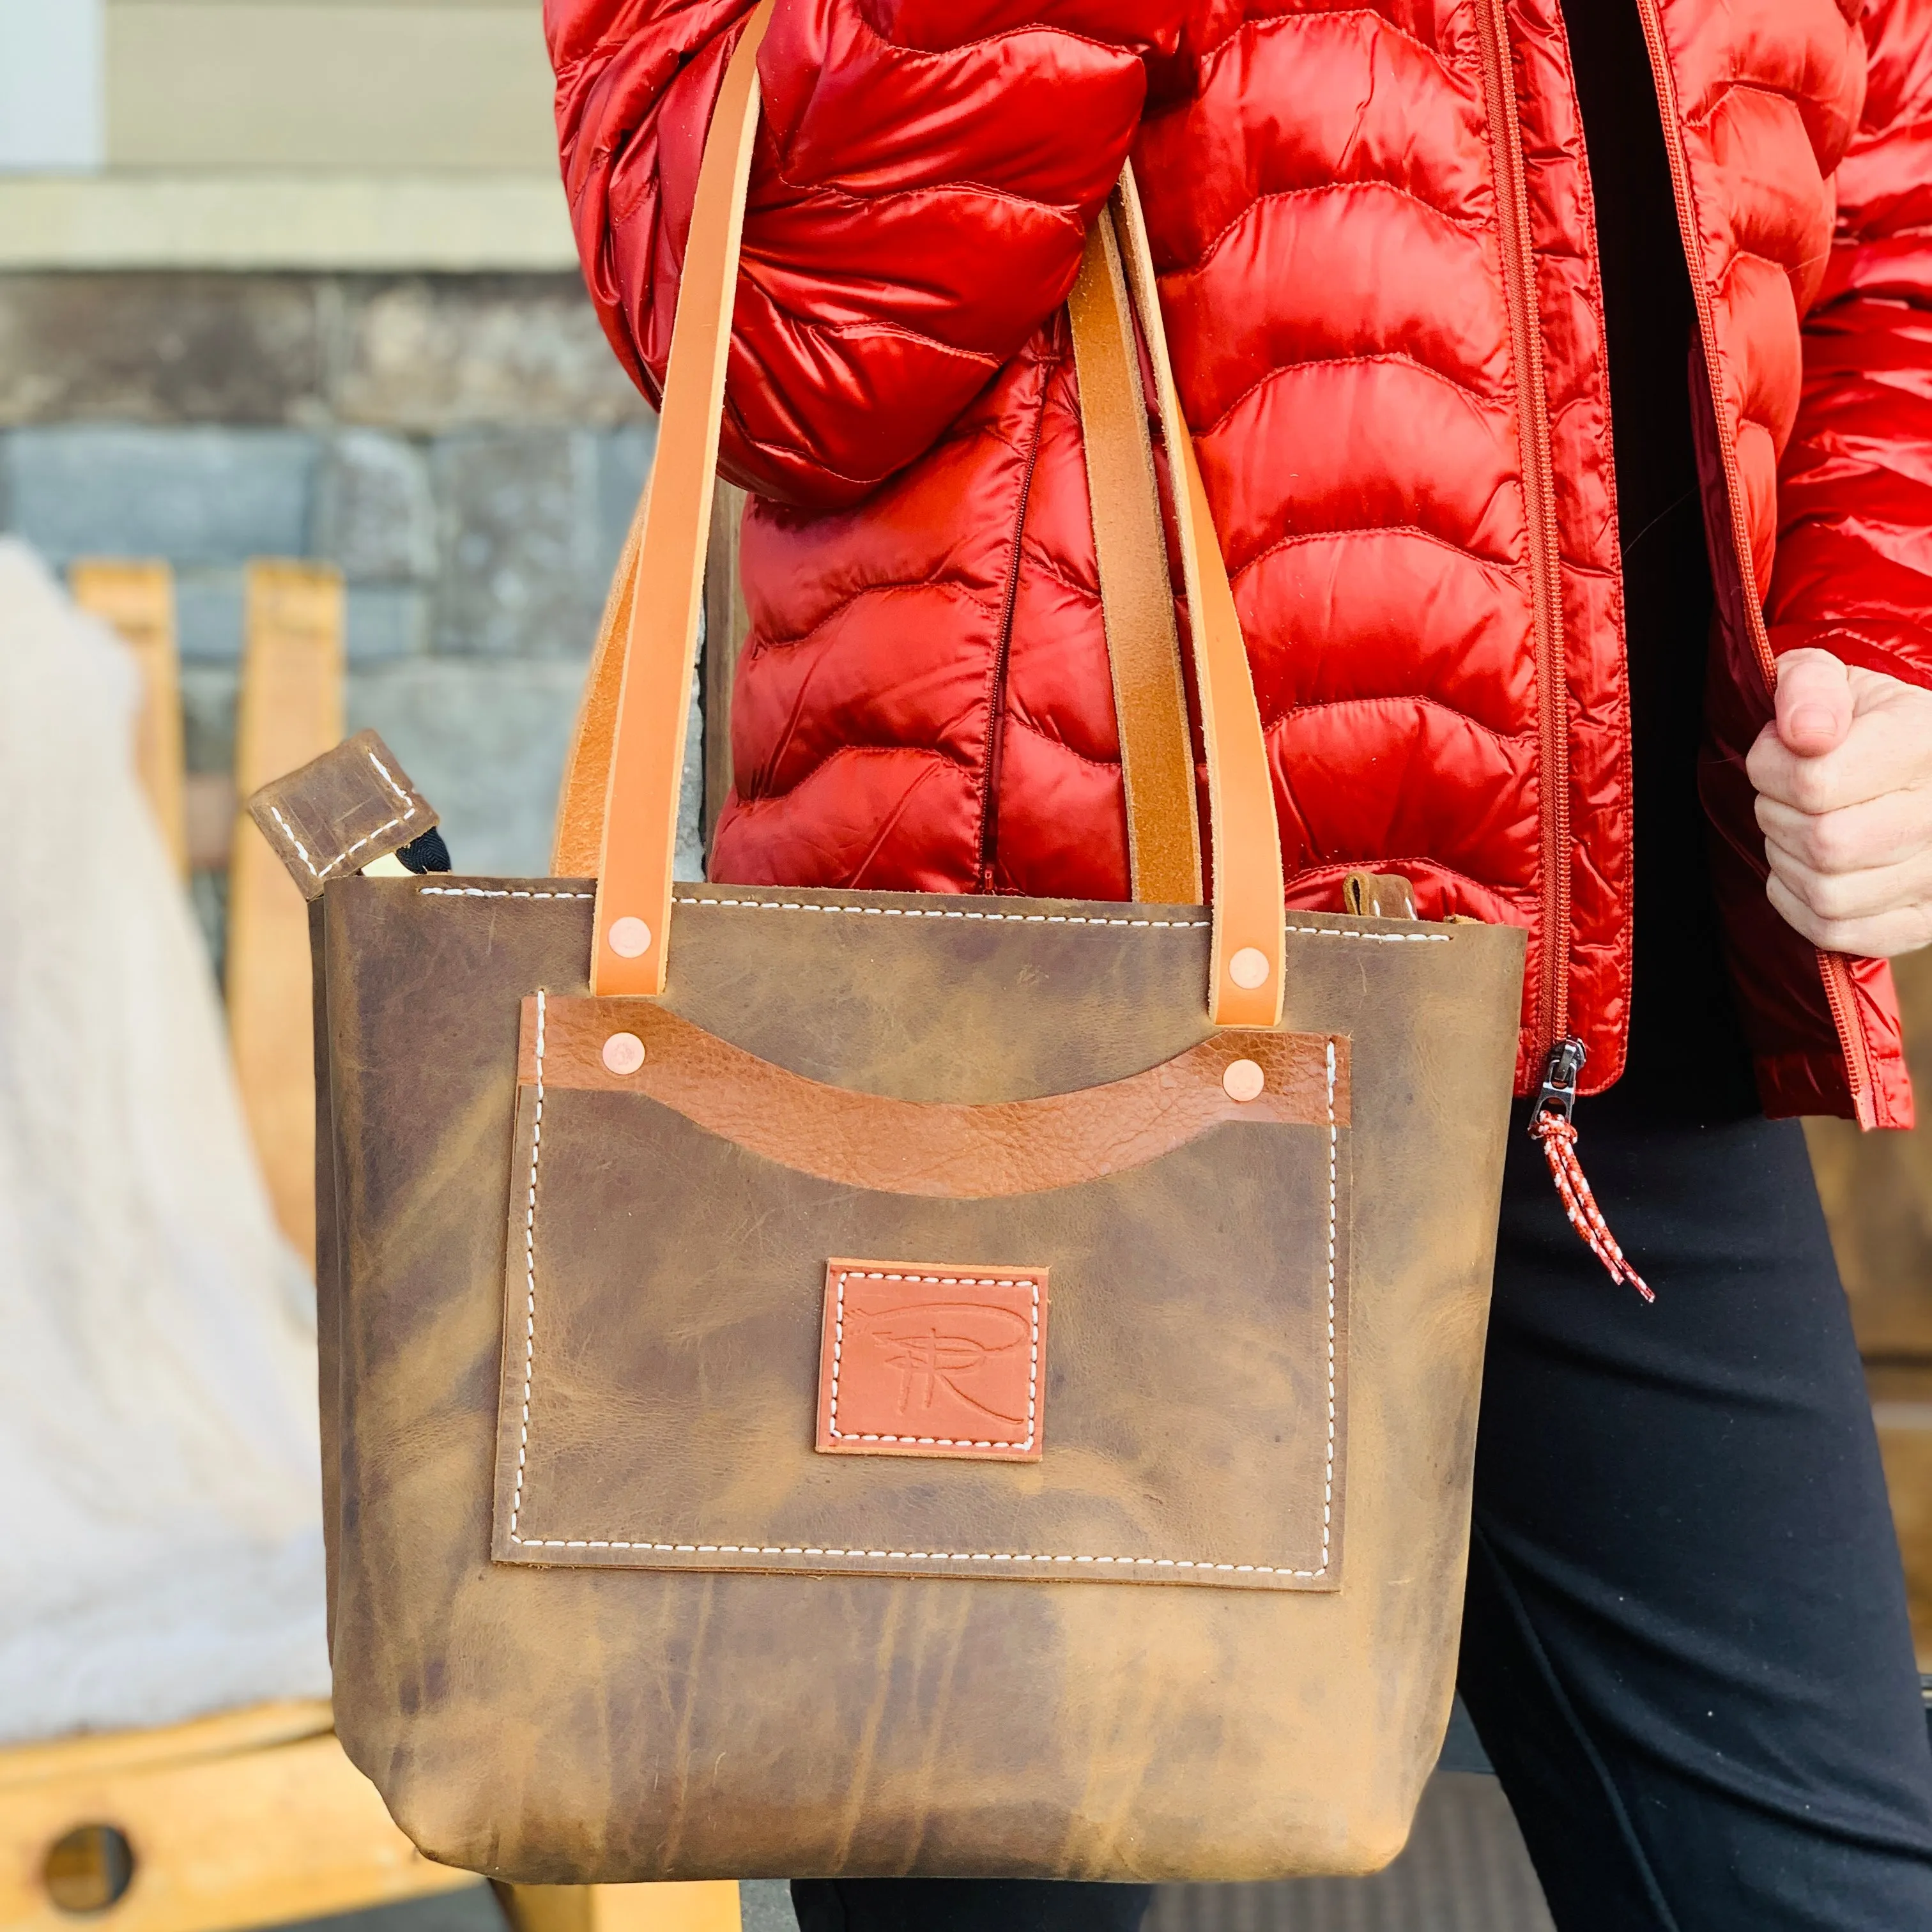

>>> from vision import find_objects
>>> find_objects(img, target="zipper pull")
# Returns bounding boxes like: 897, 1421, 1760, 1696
1528, 1038, 1653, 1302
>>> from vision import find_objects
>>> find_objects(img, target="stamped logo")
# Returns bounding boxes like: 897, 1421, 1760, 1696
816, 1259, 1048, 1462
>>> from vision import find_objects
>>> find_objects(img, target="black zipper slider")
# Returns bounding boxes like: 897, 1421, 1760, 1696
1528, 1036, 1653, 1302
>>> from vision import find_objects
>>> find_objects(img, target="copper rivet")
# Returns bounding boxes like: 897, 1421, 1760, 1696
1223, 1058, 1266, 1103
608, 916, 652, 958
602, 1032, 645, 1077
1229, 946, 1270, 990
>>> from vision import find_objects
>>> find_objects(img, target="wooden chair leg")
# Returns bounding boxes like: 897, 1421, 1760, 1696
497, 1881, 742, 1932
0, 1703, 476, 1932
226, 560, 345, 1268
70, 559, 187, 877
1809, 945, 1932, 1663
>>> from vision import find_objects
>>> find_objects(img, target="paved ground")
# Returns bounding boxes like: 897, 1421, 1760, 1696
281, 1770, 1551, 1932
285, 1892, 500, 1932
1146, 1776, 1552, 1932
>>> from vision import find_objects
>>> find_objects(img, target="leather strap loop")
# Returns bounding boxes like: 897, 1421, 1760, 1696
563, 13, 1285, 1023
1067, 215, 1202, 905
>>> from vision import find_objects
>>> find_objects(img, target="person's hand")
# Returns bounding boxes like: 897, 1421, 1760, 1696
1748, 647, 1932, 957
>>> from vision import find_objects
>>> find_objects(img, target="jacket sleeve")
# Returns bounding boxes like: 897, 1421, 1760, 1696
1766, 0, 1932, 693
548, 0, 1183, 510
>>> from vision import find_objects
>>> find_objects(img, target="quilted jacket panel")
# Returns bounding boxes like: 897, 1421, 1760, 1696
548, 0, 1925, 1122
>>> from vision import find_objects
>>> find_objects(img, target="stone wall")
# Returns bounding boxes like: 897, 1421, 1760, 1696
0, 270, 657, 878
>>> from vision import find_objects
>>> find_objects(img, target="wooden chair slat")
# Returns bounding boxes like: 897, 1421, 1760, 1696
70, 559, 188, 878
226, 560, 346, 1268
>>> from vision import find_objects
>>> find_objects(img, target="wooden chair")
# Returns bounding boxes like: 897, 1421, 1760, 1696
1807, 948, 1932, 1666
0, 561, 740, 1932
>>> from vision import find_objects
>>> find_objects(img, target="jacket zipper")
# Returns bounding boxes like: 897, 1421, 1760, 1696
1476, 0, 1572, 1059
1481, 0, 1656, 1298
1630, 0, 1877, 1126
976, 372, 1050, 890
1530, 1036, 1654, 1299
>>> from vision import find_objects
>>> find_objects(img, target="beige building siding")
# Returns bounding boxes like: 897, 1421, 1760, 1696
1, 1, 572, 268
107, 3, 556, 173
0, 174, 578, 270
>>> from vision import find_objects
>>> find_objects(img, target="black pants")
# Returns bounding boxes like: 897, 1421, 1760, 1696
793, 1107, 1932, 1931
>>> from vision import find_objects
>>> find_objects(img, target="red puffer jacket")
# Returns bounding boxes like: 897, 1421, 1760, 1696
548, 0, 1932, 1126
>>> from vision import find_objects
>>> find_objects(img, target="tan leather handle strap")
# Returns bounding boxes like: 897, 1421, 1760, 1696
552, 499, 641, 880
1104, 167, 1284, 1024
571, 15, 1284, 1023
585, 0, 769, 996
1067, 213, 1203, 906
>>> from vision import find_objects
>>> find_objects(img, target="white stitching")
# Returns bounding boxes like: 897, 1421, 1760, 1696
827, 1271, 1038, 1451
673, 895, 1209, 928
364, 748, 410, 807
505, 1545, 1321, 1569
682, 893, 1438, 944
676, 892, 1450, 943
507, 990, 546, 1539
418, 887, 597, 900
1285, 924, 1449, 944
507, 1017, 1342, 1580
273, 748, 419, 883
417, 884, 1453, 944
268, 803, 320, 880
1324, 1039, 1337, 1563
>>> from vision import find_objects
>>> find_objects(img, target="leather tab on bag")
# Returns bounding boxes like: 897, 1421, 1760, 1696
1342, 871, 1418, 921
247, 728, 436, 900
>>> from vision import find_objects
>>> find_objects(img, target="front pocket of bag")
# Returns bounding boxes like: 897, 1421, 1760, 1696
491, 993, 1351, 1593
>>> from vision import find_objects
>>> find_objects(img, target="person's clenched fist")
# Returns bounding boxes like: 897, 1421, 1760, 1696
1749, 647, 1932, 958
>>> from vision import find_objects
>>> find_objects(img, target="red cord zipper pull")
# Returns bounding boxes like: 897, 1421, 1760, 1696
1529, 1038, 1653, 1302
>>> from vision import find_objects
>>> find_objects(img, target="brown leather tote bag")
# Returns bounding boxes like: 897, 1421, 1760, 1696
261, 3, 1525, 1887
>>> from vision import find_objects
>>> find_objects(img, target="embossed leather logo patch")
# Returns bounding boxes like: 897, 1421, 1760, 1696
816, 1260, 1048, 1462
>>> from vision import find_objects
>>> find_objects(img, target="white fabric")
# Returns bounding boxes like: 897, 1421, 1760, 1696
0, 539, 327, 1745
